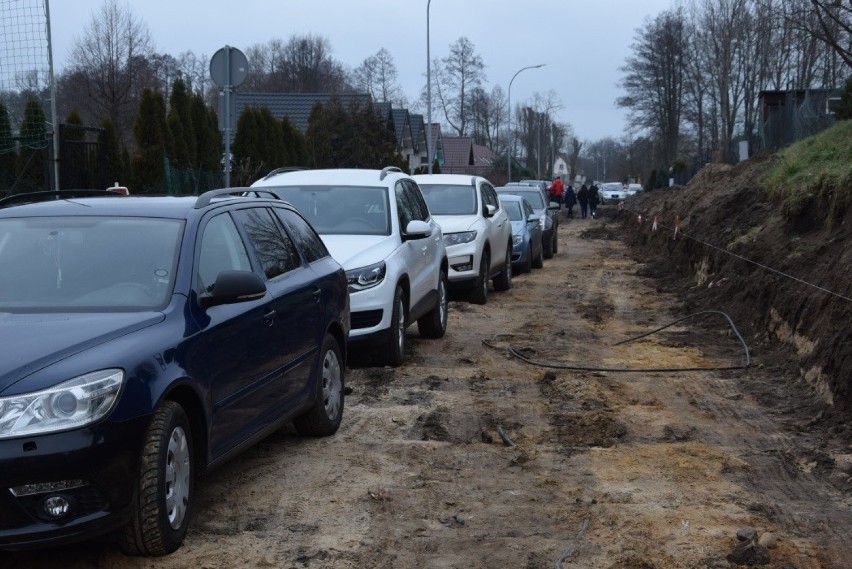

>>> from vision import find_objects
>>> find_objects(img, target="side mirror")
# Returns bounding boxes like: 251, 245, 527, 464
528, 214, 541, 223
199, 270, 267, 308
484, 204, 497, 217
403, 219, 432, 241
548, 202, 560, 210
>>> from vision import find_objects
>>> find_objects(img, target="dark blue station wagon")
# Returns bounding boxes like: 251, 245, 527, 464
0, 189, 349, 555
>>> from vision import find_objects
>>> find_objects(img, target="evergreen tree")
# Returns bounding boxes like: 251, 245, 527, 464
191, 93, 221, 173
167, 78, 195, 167
281, 116, 307, 167
305, 98, 350, 168
99, 118, 126, 187
0, 104, 15, 192
18, 98, 48, 190
132, 89, 168, 193
64, 111, 85, 142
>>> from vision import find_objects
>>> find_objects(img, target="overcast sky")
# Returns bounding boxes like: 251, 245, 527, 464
49, 0, 673, 142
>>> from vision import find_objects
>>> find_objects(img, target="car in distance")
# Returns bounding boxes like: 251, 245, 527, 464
496, 184, 560, 259
413, 173, 512, 305
498, 194, 543, 273
626, 183, 643, 196
0, 188, 349, 555
251, 167, 449, 366
598, 182, 626, 204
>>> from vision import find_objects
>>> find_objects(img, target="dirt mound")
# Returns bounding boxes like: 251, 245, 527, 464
617, 155, 852, 412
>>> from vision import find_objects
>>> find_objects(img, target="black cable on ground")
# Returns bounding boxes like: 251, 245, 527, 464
554, 516, 591, 567
482, 310, 750, 373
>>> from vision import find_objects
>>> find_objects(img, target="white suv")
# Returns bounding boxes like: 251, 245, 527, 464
251, 167, 448, 366
413, 174, 512, 304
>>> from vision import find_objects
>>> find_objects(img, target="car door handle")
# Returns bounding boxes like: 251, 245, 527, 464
263, 309, 277, 326
312, 287, 322, 302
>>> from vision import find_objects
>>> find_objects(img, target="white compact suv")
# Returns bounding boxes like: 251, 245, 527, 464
413, 174, 512, 304
251, 167, 448, 366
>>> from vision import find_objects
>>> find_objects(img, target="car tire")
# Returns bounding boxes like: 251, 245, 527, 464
418, 270, 448, 338
120, 401, 193, 556
493, 245, 512, 291
532, 239, 544, 269
294, 334, 344, 436
543, 232, 554, 259
469, 252, 489, 305
384, 285, 407, 367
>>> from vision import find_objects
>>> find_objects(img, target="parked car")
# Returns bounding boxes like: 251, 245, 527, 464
626, 183, 643, 196
496, 185, 560, 259
251, 167, 448, 366
0, 188, 349, 555
413, 174, 512, 304
498, 194, 543, 274
598, 182, 626, 204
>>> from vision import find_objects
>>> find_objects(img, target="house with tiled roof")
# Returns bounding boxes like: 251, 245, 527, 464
440, 136, 497, 178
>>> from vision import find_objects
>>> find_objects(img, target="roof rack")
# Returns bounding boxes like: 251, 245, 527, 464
380, 166, 403, 181
194, 187, 281, 209
262, 166, 307, 180
0, 189, 125, 209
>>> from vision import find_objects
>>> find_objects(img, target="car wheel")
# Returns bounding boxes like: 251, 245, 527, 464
469, 252, 489, 305
532, 238, 544, 269
294, 334, 344, 436
418, 270, 448, 338
385, 285, 407, 367
493, 245, 512, 291
543, 232, 554, 259
120, 401, 193, 556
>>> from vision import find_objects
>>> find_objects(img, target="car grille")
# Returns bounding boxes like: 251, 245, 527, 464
351, 309, 383, 329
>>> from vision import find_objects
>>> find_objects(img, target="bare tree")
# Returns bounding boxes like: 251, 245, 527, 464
352, 48, 406, 106
434, 37, 486, 136
618, 9, 687, 166
240, 35, 348, 93
68, 0, 153, 142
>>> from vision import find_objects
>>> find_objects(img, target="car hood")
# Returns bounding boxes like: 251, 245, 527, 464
433, 214, 479, 234
0, 311, 165, 393
510, 220, 526, 235
321, 234, 399, 270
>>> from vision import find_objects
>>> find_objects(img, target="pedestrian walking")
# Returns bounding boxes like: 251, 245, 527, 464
563, 185, 576, 218
548, 176, 564, 208
576, 183, 589, 219
588, 183, 600, 219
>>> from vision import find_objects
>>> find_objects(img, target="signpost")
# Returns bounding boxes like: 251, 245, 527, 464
210, 46, 248, 187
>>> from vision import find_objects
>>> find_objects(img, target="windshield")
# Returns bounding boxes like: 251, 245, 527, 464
497, 189, 545, 209
266, 186, 390, 235
502, 201, 524, 221
418, 184, 477, 215
602, 183, 623, 193
0, 217, 182, 311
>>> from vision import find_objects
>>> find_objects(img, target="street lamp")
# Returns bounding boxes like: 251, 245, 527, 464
507, 63, 545, 182
426, 0, 433, 174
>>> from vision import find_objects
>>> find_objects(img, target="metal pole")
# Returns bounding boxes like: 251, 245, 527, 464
426, 0, 433, 175
44, 0, 60, 190
507, 64, 544, 182
224, 46, 231, 188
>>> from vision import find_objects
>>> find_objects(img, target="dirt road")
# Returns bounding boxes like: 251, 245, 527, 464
11, 213, 852, 568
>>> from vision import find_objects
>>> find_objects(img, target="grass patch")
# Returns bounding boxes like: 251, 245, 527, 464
761, 120, 852, 226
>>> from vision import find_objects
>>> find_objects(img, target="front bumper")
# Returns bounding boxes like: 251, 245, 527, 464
445, 242, 481, 288
347, 273, 399, 339
0, 415, 149, 550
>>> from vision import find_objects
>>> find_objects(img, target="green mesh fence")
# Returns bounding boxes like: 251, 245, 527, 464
0, 0, 53, 193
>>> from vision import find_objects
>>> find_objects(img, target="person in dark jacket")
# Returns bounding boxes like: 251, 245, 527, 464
576, 183, 589, 219
563, 185, 576, 217
588, 183, 600, 219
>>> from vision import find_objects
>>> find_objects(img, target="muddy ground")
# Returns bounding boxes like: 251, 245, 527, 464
9, 205, 852, 568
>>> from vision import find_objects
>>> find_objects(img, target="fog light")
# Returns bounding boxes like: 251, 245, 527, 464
42, 495, 70, 518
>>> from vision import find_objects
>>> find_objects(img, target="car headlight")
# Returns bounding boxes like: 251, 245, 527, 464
346, 261, 386, 291
512, 235, 523, 246
0, 369, 124, 439
443, 231, 477, 246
